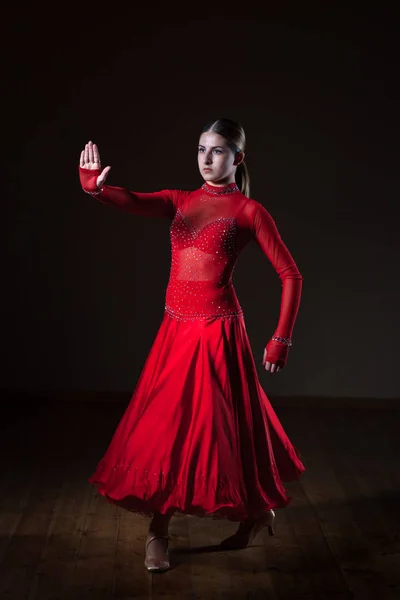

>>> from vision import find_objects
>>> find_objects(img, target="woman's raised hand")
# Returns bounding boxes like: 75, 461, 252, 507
80, 141, 111, 188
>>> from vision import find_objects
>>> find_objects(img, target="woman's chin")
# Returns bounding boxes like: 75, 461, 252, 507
202, 173, 220, 184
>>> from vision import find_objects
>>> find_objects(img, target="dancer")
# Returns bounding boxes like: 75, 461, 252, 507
79, 118, 305, 572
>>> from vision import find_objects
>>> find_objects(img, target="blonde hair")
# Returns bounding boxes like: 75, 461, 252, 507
201, 118, 250, 197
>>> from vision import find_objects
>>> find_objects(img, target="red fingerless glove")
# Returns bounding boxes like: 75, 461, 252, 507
79, 166, 102, 193
264, 339, 290, 368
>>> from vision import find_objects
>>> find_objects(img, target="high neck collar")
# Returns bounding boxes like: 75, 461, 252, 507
201, 181, 240, 195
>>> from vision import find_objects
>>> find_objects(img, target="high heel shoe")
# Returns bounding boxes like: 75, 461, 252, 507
220, 510, 275, 549
144, 535, 170, 572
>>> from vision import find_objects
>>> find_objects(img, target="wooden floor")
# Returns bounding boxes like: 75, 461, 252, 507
0, 398, 399, 600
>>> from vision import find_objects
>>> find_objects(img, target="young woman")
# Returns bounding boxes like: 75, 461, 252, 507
79, 118, 305, 572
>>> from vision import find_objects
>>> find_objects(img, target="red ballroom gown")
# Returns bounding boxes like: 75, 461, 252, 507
79, 167, 305, 522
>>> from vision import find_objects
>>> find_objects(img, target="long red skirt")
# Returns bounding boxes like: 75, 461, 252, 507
88, 311, 305, 522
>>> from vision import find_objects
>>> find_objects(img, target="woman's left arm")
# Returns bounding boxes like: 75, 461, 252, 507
250, 201, 303, 369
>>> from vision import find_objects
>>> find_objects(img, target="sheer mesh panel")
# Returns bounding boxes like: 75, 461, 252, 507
165, 192, 247, 319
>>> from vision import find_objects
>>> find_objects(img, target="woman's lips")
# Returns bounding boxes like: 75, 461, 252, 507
203, 168, 213, 171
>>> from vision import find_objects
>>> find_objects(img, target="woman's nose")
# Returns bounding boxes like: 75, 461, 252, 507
205, 153, 212, 164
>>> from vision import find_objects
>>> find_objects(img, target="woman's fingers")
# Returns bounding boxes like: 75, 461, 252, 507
80, 142, 103, 169
88, 141, 101, 164
84, 142, 89, 164
93, 143, 101, 165
97, 166, 111, 188
262, 349, 281, 373
266, 363, 281, 373
88, 141, 94, 164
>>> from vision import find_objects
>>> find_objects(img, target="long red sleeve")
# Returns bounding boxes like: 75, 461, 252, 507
79, 166, 302, 368
248, 201, 303, 366
79, 167, 178, 219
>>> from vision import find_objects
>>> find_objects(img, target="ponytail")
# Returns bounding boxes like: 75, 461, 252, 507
236, 160, 250, 198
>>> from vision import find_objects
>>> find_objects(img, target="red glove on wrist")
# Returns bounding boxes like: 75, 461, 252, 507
264, 339, 290, 368
79, 166, 102, 192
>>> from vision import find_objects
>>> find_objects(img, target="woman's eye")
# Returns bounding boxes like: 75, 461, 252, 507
198, 148, 223, 154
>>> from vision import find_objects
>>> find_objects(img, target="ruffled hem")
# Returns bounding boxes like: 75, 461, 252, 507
88, 461, 303, 522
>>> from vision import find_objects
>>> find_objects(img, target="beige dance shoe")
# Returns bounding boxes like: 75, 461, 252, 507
220, 509, 276, 549
144, 535, 170, 572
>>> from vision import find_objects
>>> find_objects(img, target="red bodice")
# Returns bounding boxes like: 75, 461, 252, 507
79, 168, 303, 366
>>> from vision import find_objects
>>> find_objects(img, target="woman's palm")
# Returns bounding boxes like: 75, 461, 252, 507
80, 141, 111, 188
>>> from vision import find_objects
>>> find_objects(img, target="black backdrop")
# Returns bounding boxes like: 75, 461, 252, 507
3, 5, 399, 400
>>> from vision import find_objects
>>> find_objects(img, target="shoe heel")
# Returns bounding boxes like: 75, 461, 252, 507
249, 510, 275, 544
267, 509, 275, 536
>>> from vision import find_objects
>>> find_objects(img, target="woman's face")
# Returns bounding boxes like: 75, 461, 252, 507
197, 131, 244, 186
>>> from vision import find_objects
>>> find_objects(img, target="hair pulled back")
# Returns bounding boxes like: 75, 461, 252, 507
201, 117, 250, 197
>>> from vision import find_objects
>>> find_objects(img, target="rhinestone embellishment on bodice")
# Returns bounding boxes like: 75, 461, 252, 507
201, 182, 240, 195
165, 207, 243, 320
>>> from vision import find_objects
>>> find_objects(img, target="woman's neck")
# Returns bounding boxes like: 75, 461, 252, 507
203, 177, 235, 188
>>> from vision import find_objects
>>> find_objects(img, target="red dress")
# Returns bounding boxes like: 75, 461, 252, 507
79, 167, 305, 522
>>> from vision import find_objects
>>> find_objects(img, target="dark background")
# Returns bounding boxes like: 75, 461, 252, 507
2, 5, 399, 400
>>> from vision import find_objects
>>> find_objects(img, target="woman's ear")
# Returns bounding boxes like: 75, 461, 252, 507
234, 151, 245, 166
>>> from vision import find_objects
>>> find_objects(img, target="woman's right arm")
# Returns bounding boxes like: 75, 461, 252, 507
79, 141, 177, 219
